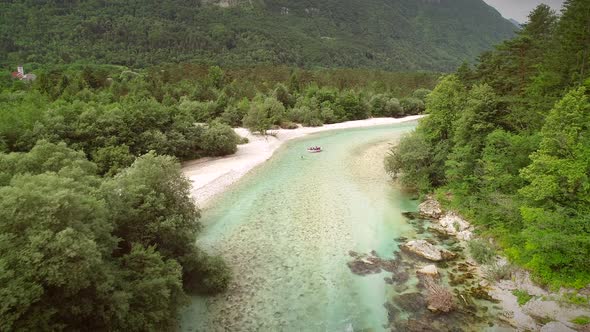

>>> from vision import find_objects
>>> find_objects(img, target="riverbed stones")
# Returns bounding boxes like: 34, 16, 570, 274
346, 251, 399, 275
417, 264, 439, 276
346, 257, 381, 275
395, 292, 426, 312
400, 240, 457, 261
418, 196, 442, 219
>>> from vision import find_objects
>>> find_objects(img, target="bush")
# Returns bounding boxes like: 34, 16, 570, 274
280, 121, 298, 129
400, 97, 425, 115
200, 121, 239, 156
412, 88, 432, 102
467, 239, 496, 264
220, 105, 246, 127
181, 250, 232, 295
385, 98, 403, 117
307, 118, 323, 127
512, 289, 533, 306
483, 262, 514, 281
571, 315, 590, 325
92, 145, 135, 176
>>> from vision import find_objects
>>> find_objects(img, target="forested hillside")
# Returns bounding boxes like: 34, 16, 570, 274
387, 0, 590, 288
0, 0, 515, 71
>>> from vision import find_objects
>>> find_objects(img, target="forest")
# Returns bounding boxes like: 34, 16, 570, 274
387, 0, 590, 289
0, 62, 436, 330
0, 0, 515, 71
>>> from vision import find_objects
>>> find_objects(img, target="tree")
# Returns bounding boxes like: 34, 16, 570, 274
516, 88, 590, 286
385, 131, 434, 192
200, 121, 239, 156
243, 97, 285, 134
114, 244, 186, 331
101, 152, 201, 258
0, 173, 116, 331
446, 84, 501, 189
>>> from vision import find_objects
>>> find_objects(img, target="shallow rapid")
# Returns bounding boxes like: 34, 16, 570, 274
180, 123, 421, 331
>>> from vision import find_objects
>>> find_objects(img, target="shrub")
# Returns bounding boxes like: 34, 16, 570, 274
483, 262, 514, 281
571, 316, 590, 325
280, 121, 298, 129
412, 88, 432, 102
562, 292, 590, 306
180, 250, 231, 295
220, 105, 246, 127
200, 121, 239, 156
400, 97, 425, 115
92, 145, 135, 176
424, 276, 455, 313
512, 289, 533, 306
385, 98, 403, 117
467, 239, 496, 264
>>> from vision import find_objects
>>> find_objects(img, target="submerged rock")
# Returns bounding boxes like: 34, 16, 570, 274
418, 196, 443, 219
417, 264, 439, 276
402, 211, 422, 220
395, 292, 426, 312
400, 240, 457, 262
346, 251, 399, 276
347, 258, 381, 275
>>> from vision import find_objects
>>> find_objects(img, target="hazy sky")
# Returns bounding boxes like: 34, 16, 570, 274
483, 0, 565, 23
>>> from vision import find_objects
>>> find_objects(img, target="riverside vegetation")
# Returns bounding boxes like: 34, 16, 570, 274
0, 63, 435, 329
386, 1, 590, 289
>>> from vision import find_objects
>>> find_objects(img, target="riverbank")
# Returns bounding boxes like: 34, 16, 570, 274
180, 122, 420, 331
415, 197, 590, 332
182, 115, 423, 207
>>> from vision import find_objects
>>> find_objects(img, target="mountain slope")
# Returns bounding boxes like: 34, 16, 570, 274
0, 0, 516, 71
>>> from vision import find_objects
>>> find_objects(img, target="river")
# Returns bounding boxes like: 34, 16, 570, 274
180, 122, 420, 331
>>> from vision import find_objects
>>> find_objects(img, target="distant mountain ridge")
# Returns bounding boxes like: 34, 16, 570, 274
509, 18, 522, 27
0, 0, 516, 71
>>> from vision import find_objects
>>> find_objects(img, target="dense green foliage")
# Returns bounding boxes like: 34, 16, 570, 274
0, 65, 436, 175
0, 143, 230, 330
387, 1, 590, 288
467, 239, 496, 265
0, 42, 436, 330
0, 0, 515, 71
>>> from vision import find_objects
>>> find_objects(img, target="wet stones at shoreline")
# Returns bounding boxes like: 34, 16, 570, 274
400, 240, 457, 262
418, 196, 443, 219
346, 250, 400, 276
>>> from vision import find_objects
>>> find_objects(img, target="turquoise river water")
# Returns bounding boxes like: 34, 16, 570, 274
180, 122, 426, 331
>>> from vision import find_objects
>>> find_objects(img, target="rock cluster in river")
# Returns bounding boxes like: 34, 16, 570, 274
418, 197, 474, 241
417, 196, 443, 219
400, 239, 457, 261
346, 250, 400, 276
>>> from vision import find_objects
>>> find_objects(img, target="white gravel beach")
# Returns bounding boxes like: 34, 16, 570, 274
181, 115, 423, 207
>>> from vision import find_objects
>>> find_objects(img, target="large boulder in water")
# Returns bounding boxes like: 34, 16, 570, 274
401, 240, 456, 261
418, 196, 442, 219
417, 264, 439, 276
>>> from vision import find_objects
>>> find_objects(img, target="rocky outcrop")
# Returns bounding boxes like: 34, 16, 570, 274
418, 196, 442, 219
417, 264, 438, 276
539, 322, 576, 332
430, 211, 474, 241
400, 240, 457, 261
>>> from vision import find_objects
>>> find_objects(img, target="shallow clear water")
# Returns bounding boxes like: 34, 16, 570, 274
180, 123, 421, 331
